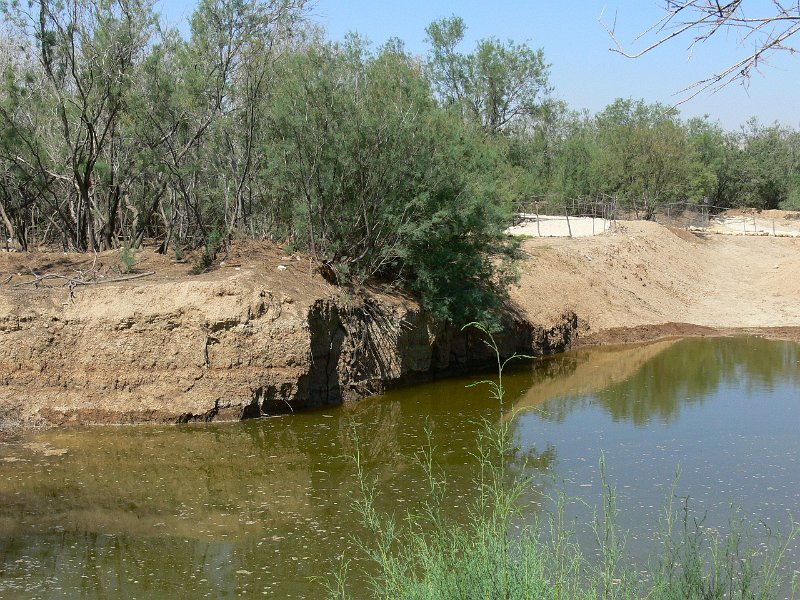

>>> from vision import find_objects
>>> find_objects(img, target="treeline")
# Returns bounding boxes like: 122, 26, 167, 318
1, 1, 799, 320
544, 102, 800, 215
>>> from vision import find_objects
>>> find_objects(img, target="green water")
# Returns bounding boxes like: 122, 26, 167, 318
1, 336, 798, 598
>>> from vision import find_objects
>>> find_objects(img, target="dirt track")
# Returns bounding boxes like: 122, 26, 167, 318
511, 220, 800, 344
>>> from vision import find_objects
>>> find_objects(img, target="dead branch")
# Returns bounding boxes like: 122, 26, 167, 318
601, 1, 800, 103
13, 271, 155, 288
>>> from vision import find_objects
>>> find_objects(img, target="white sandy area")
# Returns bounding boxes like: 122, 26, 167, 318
706, 215, 800, 237
508, 211, 800, 238
507, 215, 613, 238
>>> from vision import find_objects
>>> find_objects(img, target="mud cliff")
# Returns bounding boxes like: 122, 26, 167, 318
0, 245, 577, 427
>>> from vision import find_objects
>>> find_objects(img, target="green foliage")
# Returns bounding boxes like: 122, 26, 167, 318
780, 185, 800, 211
0, 0, 159, 251
188, 253, 213, 276
685, 117, 727, 203
544, 100, 800, 214
552, 113, 601, 200
262, 37, 519, 324
188, 230, 223, 275
119, 242, 137, 274
548, 100, 690, 211
425, 16, 551, 136
592, 99, 694, 215
721, 120, 800, 210
3, 3, 800, 321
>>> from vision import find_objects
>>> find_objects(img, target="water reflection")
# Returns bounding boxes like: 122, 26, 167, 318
513, 336, 800, 590
511, 339, 679, 422
0, 378, 553, 599
515, 336, 800, 425
0, 337, 798, 599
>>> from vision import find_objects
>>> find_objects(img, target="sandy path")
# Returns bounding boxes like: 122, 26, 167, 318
683, 234, 800, 327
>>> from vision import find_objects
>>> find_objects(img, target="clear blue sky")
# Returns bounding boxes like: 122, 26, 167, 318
155, 0, 800, 131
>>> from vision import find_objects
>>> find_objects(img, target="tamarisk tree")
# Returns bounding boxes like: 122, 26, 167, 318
1, 0, 156, 250
425, 16, 551, 136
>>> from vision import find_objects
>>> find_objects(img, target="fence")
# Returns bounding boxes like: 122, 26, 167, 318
655, 201, 719, 229
511, 196, 621, 237
512, 197, 800, 238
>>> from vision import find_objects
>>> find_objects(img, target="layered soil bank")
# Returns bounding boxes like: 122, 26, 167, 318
0, 243, 575, 427
2, 220, 799, 427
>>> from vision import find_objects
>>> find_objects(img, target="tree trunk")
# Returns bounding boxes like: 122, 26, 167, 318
0, 200, 16, 249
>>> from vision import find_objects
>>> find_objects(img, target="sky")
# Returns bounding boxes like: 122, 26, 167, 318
155, 1, 800, 131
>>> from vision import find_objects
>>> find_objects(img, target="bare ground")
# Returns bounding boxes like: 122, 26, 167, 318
510, 219, 800, 345
0, 241, 573, 427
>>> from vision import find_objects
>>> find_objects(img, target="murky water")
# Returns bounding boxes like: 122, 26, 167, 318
1, 337, 798, 598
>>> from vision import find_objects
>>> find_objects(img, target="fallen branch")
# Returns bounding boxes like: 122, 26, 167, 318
1, 275, 11, 285
13, 271, 155, 288
78, 271, 156, 286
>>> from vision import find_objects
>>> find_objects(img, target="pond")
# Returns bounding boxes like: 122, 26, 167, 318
0, 336, 798, 598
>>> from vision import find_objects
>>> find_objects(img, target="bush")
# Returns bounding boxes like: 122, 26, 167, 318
119, 243, 137, 274
188, 230, 223, 275
262, 39, 519, 325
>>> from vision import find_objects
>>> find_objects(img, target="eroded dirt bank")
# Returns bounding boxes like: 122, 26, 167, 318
2, 221, 799, 427
0, 243, 575, 427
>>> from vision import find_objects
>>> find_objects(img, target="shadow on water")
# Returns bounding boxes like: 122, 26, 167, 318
0, 375, 554, 599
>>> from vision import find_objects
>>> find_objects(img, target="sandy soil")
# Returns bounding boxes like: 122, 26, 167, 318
508, 215, 613, 237
509, 209, 800, 239
510, 219, 800, 345
706, 208, 800, 237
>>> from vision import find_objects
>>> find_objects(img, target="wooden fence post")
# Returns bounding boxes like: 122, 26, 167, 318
565, 202, 572, 238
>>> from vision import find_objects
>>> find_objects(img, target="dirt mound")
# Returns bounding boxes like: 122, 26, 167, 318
511, 219, 800, 342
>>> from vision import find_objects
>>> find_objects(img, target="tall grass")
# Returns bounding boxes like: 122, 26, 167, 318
326, 324, 799, 600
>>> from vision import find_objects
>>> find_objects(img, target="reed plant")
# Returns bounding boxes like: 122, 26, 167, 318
325, 324, 799, 600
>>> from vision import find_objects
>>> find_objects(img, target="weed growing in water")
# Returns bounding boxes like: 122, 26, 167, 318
645, 469, 799, 600
326, 324, 799, 599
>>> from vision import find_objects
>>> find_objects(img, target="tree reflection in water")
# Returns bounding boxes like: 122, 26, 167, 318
515, 337, 799, 425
